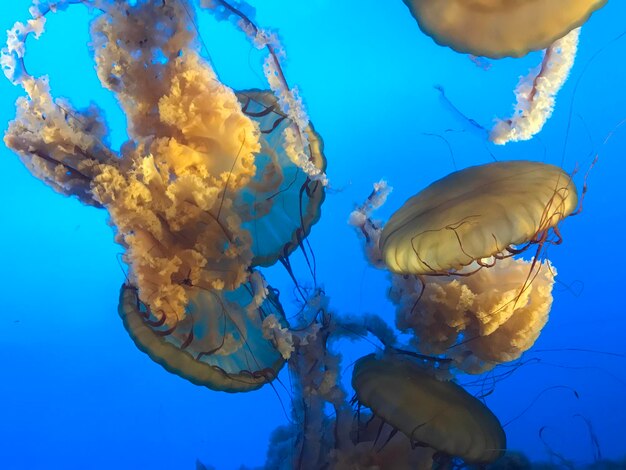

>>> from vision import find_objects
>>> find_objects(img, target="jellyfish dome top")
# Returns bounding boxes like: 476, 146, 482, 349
380, 160, 578, 276
3, 0, 327, 392
352, 353, 506, 465
402, 0, 607, 58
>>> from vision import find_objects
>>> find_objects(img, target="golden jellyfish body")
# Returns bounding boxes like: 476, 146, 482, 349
392, 255, 559, 373
380, 160, 578, 276
381, 161, 578, 372
402, 0, 607, 58
352, 353, 506, 464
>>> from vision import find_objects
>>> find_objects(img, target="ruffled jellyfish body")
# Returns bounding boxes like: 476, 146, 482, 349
375, 161, 579, 372
380, 160, 578, 276
402, 0, 607, 58
119, 272, 287, 392
392, 256, 558, 372
352, 353, 506, 464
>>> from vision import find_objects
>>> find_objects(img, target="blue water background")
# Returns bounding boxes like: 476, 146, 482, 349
0, 1, 625, 468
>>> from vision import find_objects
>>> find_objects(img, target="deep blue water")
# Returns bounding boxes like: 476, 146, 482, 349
0, 1, 625, 469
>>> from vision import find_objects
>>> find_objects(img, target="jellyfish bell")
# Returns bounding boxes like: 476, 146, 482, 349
118, 271, 288, 392
380, 160, 579, 276
351, 353, 506, 464
402, 0, 607, 58
236, 89, 327, 267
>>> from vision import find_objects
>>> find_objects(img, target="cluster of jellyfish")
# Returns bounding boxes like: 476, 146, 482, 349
1, 0, 609, 468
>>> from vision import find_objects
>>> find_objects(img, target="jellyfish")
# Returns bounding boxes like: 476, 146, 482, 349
235, 89, 327, 267
380, 161, 577, 371
350, 161, 578, 372
3, 0, 326, 391
352, 353, 506, 465
401, 1, 607, 144
391, 255, 558, 373
380, 161, 577, 276
402, 0, 606, 59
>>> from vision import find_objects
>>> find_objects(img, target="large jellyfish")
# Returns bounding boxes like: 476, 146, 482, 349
351, 160, 579, 372
380, 161, 577, 275
352, 353, 506, 465
3, 0, 326, 391
235, 89, 327, 267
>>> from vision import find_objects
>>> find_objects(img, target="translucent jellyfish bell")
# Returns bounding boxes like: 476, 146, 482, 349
119, 271, 288, 392
403, 0, 607, 58
352, 353, 506, 464
380, 160, 578, 276
236, 90, 327, 267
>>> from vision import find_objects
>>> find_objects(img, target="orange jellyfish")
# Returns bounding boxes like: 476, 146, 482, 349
352, 353, 506, 464
401, 1, 607, 145
376, 161, 579, 372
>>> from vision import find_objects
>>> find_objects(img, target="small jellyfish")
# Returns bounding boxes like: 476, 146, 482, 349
352, 353, 506, 464
402, 0, 607, 58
